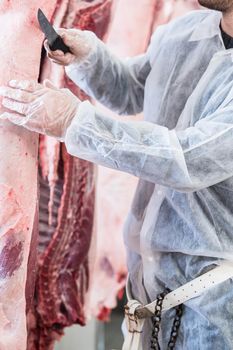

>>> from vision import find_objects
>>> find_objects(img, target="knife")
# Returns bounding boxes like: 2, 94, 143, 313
37, 8, 71, 54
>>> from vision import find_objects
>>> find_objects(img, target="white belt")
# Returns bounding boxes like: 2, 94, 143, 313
122, 260, 233, 350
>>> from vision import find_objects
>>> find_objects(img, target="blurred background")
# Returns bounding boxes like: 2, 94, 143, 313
55, 296, 126, 350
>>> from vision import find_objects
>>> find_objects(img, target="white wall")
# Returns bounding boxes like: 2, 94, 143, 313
55, 320, 104, 350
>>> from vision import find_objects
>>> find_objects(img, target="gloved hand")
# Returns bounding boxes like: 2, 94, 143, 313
44, 28, 97, 66
0, 79, 80, 140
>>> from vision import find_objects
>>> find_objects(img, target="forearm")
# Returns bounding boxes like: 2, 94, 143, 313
65, 35, 151, 115
65, 103, 192, 190
65, 102, 233, 192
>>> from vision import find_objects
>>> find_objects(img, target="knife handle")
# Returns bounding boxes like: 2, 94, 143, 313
50, 36, 71, 54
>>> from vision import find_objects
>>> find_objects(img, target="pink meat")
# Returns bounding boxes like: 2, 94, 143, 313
108, 0, 158, 56
0, 2, 57, 350
27, 1, 113, 348
28, 151, 96, 350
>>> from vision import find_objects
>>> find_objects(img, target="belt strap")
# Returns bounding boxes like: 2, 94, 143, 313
122, 300, 144, 350
122, 260, 233, 350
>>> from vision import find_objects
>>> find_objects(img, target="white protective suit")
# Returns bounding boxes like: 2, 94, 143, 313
64, 9, 233, 349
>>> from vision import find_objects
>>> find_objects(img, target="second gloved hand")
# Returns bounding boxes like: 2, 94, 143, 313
0, 80, 81, 140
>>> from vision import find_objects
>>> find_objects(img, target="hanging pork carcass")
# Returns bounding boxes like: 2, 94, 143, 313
0, 1, 112, 349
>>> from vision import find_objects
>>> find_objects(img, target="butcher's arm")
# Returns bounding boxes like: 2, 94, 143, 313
65, 101, 233, 192
65, 43, 151, 115
46, 25, 167, 115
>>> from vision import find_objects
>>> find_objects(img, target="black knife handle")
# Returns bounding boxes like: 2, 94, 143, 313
50, 36, 71, 54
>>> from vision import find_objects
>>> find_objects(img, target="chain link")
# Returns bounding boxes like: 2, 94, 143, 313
150, 290, 184, 350
150, 290, 168, 350
167, 304, 183, 349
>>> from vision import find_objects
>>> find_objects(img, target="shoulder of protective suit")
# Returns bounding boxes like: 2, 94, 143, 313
166, 10, 212, 33
148, 10, 215, 62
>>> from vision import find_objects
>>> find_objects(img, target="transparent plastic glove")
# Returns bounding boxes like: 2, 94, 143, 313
44, 28, 97, 66
0, 79, 80, 140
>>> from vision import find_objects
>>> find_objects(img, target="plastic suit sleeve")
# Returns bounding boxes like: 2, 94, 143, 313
65, 100, 233, 193
65, 36, 152, 116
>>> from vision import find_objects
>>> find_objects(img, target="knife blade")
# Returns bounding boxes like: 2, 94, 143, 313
37, 8, 71, 54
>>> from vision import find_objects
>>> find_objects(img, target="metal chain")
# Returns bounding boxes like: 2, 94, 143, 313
167, 304, 184, 350
150, 290, 184, 350
150, 290, 168, 350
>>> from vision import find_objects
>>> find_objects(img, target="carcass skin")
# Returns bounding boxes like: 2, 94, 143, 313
0, 1, 57, 350
107, 0, 158, 56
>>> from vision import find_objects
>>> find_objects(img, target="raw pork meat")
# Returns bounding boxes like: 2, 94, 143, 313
28, 150, 96, 350
0, 1, 112, 349
28, 1, 113, 349
0, 2, 57, 350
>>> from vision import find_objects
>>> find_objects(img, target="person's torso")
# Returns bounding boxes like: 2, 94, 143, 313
124, 10, 233, 302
